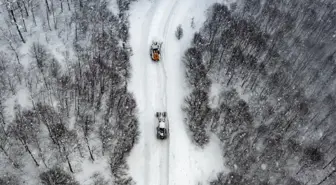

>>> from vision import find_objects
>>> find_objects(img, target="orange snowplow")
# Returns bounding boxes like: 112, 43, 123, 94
150, 41, 162, 62
152, 50, 160, 61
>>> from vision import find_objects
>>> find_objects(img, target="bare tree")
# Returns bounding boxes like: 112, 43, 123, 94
98, 120, 114, 156
0, 123, 19, 168
0, 174, 19, 185
40, 167, 79, 185
0, 53, 19, 95
28, 0, 37, 26
16, 1, 27, 32
91, 172, 109, 185
5, 1, 25, 43
30, 43, 54, 103
45, 0, 52, 30
76, 107, 95, 161
0, 100, 6, 125
183, 88, 211, 147
9, 103, 40, 167
49, 122, 77, 173
50, 0, 57, 29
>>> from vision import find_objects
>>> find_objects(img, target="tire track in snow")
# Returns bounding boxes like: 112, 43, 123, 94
159, 1, 179, 185
144, 0, 175, 184
131, 1, 226, 184
138, 0, 181, 184
146, 0, 180, 185
140, 1, 161, 184
161, 1, 196, 184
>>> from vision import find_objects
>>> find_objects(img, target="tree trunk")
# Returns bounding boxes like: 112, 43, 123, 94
24, 143, 40, 167
30, 1, 37, 26
241, 79, 248, 88
102, 145, 105, 156
0, 145, 19, 168
315, 110, 334, 130
259, 86, 266, 98
85, 137, 94, 161
296, 163, 306, 175
65, 153, 74, 173
8, 41, 21, 65
10, 10, 26, 43
45, 0, 50, 12
60, 0, 63, 13
7, 76, 16, 95
323, 154, 336, 169
41, 118, 58, 145
36, 142, 48, 168
75, 22, 78, 42
17, 2, 24, 16
0, 111, 6, 125
51, 0, 57, 29
316, 169, 336, 185
46, 7, 51, 31
67, 0, 71, 11
22, 0, 29, 16
227, 73, 234, 86
79, 0, 83, 9
76, 140, 84, 158
17, 1, 27, 32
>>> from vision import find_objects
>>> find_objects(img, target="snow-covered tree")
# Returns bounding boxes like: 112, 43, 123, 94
175, 24, 183, 40
40, 167, 79, 185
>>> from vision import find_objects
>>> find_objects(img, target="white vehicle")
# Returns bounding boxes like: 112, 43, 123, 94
156, 112, 169, 139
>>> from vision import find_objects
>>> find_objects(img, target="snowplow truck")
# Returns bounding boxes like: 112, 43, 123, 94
156, 112, 169, 139
150, 41, 162, 62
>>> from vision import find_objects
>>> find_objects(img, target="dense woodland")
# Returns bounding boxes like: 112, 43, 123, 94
0, 0, 138, 184
183, 0, 336, 184
1, 0, 336, 184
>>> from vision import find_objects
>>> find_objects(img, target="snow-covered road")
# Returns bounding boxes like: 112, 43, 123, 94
127, 0, 227, 185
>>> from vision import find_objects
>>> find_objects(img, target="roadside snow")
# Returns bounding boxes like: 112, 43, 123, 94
75, 158, 111, 185
188, 134, 227, 184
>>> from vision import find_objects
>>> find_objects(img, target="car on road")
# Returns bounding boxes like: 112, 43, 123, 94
156, 112, 169, 139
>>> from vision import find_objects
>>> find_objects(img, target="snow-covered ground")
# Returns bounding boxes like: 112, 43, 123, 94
127, 0, 229, 184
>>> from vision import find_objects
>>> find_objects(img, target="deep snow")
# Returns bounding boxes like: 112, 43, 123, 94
127, 0, 229, 185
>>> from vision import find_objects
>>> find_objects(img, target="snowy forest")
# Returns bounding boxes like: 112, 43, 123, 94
1, 0, 336, 184
183, 0, 336, 184
0, 0, 138, 184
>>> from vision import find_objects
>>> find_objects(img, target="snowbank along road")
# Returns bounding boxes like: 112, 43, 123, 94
128, 0, 227, 185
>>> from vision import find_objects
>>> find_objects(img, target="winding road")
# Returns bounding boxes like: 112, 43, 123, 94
130, 0, 179, 184
127, 0, 226, 184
